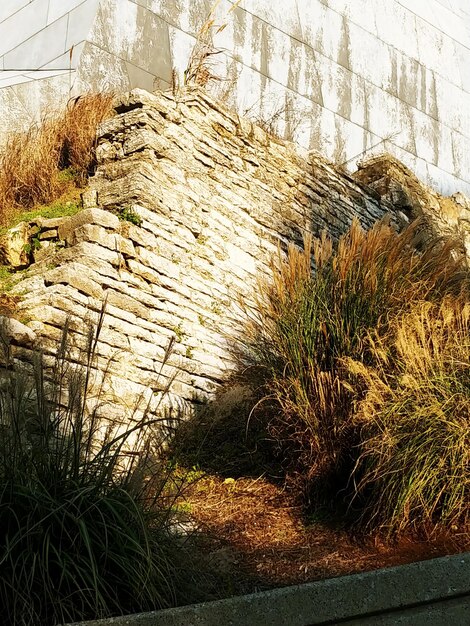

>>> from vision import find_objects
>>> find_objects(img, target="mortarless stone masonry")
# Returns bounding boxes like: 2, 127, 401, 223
2, 88, 469, 420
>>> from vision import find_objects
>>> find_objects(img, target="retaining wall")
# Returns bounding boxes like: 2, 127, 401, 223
71, 552, 470, 626
6, 87, 389, 416
3, 87, 469, 418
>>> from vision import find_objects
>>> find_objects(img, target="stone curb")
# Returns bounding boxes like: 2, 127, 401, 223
71, 552, 470, 626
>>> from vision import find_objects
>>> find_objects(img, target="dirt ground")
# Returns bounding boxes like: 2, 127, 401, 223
183, 473, 470, 594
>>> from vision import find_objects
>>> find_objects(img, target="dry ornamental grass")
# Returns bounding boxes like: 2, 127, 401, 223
240, 219, 470, 537
0, 93, 113, 225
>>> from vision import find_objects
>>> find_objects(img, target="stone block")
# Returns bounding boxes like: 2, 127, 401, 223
58, 208, 120, 241
0, 316, 36, 345
44, 264, 104, 299
0, 221, 30, 268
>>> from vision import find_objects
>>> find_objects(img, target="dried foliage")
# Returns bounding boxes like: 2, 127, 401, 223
182, 0, 242, 88
240, 219, 469, 535
348, 298, 470, 535
0, 93, 113, 225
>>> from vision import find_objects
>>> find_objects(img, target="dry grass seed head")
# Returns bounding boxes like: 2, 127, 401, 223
183, 0, 242, 88
350, 297, 470, 534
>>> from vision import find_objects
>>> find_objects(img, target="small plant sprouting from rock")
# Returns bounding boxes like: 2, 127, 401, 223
22, 235, 41, 256
210, 301, 223, 315
0, 265, 19, 293
118, 206, 143, 227
172, 323, 185, 343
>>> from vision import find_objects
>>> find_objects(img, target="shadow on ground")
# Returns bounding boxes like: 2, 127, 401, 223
169, 381, 280, 480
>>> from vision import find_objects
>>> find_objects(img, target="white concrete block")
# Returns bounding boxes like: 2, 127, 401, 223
41, 42, 86, 70
347, 22, 393, 92
90, 0, 171, 81
89, 0, 139, 59
415, 19, 462, 89
315, 53, 363, 125
427, 162, 470, 197
211, 7, 265, 77
397, 0, 470, 48
264, 26, 293, 88
286, 40, 323, 105
133, 0, 211, 36
23, 70, 70, 80
435, 123, 455, 176
0, 0, 30, 24
9, 71, 71, 121
167, 25, 195, 85
65, 0, 101, 50
0, 72, 30, 88
0, 0, 470, 197
331, 114, 383, 169
292, 0, 328, 50
451, 130, 470, 184
73, 41, 130, 93
435, 78, 470, 136
229, 0, 303, 41
0, 0, 48, 57
3, 15, 68, 70
47, 0, 88, 24
455, 44, 470, 95
364, 84, 416, 156
409, 107, 440, 167
327, 0, 378, 36
373, 1, 420, 62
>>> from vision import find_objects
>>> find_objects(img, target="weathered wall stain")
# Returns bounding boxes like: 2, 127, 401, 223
1, 0, 470, 196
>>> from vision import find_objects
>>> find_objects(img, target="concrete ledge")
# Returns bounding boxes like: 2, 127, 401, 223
72, 552, 470, 626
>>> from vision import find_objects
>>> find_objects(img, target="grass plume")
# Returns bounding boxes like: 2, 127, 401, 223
347, 298, 470, 535
183, 0, 242, 88
0, 315, 197, 625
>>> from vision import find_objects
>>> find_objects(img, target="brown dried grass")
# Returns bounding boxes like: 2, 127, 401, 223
240, 219, 469, 526
347, 297, 470, 535
0, 93, 113, 225
182, 0, 242, 88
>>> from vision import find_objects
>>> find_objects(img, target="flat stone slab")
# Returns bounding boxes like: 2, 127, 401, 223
70, 551, 470, 626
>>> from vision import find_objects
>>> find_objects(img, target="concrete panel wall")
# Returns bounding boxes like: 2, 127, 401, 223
1, 0, 470, 197
0, 0, 100, 133
72, 552, 470, 626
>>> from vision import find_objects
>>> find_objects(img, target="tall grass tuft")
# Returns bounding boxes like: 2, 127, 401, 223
241, 219, 468, 513
0, 93, 113, 225
0, 318, 191, 625
347, 297, 470, 535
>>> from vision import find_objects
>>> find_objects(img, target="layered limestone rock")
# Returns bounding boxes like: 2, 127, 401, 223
354, 154, 470, 256
1, 88, 468, 419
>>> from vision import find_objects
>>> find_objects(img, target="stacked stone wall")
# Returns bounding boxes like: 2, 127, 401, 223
6, 87, 469, 420
4, 88, 389, 416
